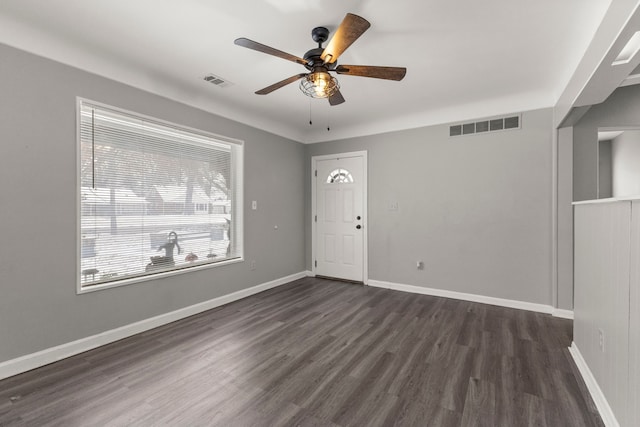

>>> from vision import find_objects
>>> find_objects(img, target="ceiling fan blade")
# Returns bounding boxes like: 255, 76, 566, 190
328, 89, 345, 106
335, 65, 407, 81
234, 38, 309, 66
255, 73, 307, 95
321, 13, 370, 64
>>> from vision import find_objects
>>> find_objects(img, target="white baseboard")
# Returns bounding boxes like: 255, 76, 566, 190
0, 271, 307, 381
305, 270, 314, 277
367, 279, 573, 317
569, 342, 620, 427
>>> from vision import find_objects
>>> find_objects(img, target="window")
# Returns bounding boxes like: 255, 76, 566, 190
78, 100, 243, 290
326, 168, 354, 184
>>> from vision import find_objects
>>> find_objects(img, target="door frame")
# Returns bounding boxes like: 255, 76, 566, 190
311, 151, 368, 284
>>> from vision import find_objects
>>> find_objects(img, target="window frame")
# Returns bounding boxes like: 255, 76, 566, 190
75, 98, 244, 294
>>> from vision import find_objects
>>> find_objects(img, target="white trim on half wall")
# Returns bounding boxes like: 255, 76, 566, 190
569, 342, 620, 427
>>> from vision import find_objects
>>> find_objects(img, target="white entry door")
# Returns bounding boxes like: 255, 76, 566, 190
314, 154, 365, 282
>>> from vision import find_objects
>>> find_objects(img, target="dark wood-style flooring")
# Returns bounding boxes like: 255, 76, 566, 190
0, 277, 603, 426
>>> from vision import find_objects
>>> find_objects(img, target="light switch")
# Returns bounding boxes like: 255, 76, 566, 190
252, 200, 257, 210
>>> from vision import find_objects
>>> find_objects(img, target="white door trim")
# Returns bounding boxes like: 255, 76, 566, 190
311, 151, 368, 284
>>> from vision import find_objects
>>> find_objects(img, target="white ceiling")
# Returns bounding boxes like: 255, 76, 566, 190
0, 0, 611, 143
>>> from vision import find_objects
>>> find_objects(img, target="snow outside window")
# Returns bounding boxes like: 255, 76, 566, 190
78, 100, 243, 290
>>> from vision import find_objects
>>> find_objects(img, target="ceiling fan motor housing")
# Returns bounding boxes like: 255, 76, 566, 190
304, 48, 338, 71
311, 26, 329, 45
305, 27, 337, 70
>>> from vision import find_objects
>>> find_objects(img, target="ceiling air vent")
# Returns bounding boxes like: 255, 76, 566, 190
449, 125, 462, 137
462, 123, 475, 135
475, 121, 489, 133
203, 73, 233, 88
449, 114, 520, 137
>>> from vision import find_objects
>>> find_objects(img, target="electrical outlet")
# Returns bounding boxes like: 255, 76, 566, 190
250, 260, 256, 270
598, 328, 605, 352
389, 201, 399, 211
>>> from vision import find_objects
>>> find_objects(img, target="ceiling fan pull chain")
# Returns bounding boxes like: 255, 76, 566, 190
309, 100, 313, 126
327, 104, 330, 132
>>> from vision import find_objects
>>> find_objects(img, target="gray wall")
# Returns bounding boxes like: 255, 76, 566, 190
306, 109, 554, 305
557, 126, 574, 310
574, 84, 640, 201
612, 130, 640, 196
599, 140, 612, 198
0, 44, 305, 364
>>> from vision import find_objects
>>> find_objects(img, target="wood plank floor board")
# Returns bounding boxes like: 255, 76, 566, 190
298, 373, 361, 422
425, 311, 467, 364
0, 414, 23, 427
469, 339, 502, 383
319, 352, 396, 426
346, 321, 402, 379
548, 369, 605, 427
0, 361, 93, 408
264, 335, 337, 393
286, 362, 347, 410
373, 335, 433, 395
455, 311, 484, 349
20, 382, 131, 426
459, 377, 496, 427
437, 345, 476, 412
493, 383, 541, 427
387, 398, 462, 427
324, 306, 374, 343
123, 349, 228, 397
142, 366, 233, 416
563, 349, 603, 418
0, 278, 604, 426
4, 367, 119, 423
414, 296, 446, 322
228, 351, 294, 391
94, 340, 187, 381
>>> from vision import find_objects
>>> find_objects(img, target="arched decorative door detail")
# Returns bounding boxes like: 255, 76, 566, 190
326, 168, 354, 184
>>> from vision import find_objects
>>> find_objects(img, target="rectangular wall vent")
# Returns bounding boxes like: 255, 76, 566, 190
203, 73, 233, 88
449, 114, 520, 138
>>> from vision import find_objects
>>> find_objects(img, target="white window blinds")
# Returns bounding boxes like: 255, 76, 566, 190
79, 101, 243, 289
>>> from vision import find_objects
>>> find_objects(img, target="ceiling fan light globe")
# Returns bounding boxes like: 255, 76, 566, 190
314, 72, 329, 95
299, 72, 340, 99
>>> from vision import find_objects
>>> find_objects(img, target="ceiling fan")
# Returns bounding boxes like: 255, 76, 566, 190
234, 13, 406, 106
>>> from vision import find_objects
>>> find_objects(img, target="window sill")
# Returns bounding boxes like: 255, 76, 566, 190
77, 257, 245, 294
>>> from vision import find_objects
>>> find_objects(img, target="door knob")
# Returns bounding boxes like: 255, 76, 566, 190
356, 225, 361, 229
356, 216, 361, 220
